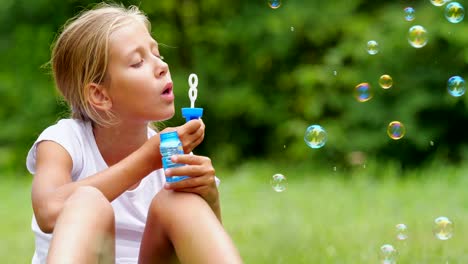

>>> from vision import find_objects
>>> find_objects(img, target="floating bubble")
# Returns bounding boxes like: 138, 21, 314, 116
304, 125, 327, 149
431, 0, 451, 6
445, 2, 465, 23
404, 7, 416, 21
354, 83, 373, 102
268, 0, 281, 9
396, 223, 408, 241
367, 40, 379, 55
433, 216, 454, 240
380, 244, 397, 264
408, 25, 428, 48
379, 75, 393, 89
387, 121, 406, 140
271, 173, 287, 192
447, 76, 466, 97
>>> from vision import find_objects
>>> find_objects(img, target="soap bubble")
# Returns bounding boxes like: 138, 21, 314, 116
430, 0, 451, 6
447, 76, 466, 97
271, 173, 287, 192
408, 25, 428, 48
404, 7, 416, 21
387, 121, 406, 140
379, 75, 393, 89
445, 2, 465, 23
268, 0, 281, 9
304, 125, 327, 149
380, 244, 397, 264
367, 40, 379, 55
433, 216, 454, 240
396, 223, 408, 241
354, 83, 373, 102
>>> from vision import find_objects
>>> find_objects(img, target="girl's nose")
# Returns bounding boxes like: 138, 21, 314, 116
154, 59, 168, 78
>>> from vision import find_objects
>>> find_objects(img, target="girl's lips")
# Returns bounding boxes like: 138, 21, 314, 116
161, 82, 174, 101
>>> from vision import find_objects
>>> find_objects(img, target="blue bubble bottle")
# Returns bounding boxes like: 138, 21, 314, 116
160, 131, 189, 183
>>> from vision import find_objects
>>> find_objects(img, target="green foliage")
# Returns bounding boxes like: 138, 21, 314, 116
1, 0, 467, 175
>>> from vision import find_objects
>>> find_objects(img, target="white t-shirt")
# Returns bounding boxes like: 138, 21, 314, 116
26, 119, 166, 264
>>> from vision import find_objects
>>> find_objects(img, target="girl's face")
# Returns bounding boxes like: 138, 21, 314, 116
104, 20, 174, 124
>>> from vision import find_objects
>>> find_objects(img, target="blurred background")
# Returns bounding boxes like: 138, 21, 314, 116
1, 0, 468, 262
1, 0, 468, 176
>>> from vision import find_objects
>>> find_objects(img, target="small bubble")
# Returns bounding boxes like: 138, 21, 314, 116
333, 70, 337, 76
333, 166, 337, 172
404, 7, 415, 21
379, 74, 393, 89
430, 140, 434, 146
283, 145, 286, 149
354, 83, 373, 102
387, 121, 406, 140
445, 2, 465, 23
430, 0, 451, 7
270, 173, 287, 192
290, 26, 295, 31
367, 40, 379, 55
408, 25, 428, 48
268, 0, 281, 9
380, 244, 397, 264
304, 125, 327, 149
447, 76, 466, 97
396, 223, 408, 241
433, 216, 454, 240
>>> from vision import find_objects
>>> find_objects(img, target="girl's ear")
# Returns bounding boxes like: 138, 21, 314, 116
87, 83, 112, 111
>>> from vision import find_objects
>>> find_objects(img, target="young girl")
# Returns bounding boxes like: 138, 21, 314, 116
26, 2, 243, 263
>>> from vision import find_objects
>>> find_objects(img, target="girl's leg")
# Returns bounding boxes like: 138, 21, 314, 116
138, 189, 242, 264
47, 186, 115, 264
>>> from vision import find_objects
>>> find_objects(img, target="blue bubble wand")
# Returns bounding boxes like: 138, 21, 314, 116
181, 73, 203, 122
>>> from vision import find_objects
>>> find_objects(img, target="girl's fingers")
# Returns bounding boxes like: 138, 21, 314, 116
165, 174, 216, 190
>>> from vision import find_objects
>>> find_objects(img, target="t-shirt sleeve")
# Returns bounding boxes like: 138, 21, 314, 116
26, 120, 83, 178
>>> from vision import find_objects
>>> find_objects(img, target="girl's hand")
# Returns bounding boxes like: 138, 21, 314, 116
163, 154, 219, 207
161, 119, 205, 154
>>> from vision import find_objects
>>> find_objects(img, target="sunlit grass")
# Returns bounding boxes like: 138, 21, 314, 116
220, 161, 468, 263
2, 162, 468, 263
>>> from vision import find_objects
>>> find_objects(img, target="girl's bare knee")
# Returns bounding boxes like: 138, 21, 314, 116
65, 186, 114, 221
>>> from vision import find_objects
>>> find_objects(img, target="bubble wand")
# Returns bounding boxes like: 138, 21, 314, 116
181, 73, 203, 122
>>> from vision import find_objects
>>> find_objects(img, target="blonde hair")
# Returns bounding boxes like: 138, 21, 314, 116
51, 2, 151, 126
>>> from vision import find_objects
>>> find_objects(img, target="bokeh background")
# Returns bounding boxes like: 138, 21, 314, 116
1, 0, 468, 262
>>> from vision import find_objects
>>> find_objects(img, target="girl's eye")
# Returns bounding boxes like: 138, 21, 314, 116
131, 59, 144, 68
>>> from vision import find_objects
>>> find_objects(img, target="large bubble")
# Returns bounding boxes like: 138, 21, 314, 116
268, 0, 281, 9
367, 40, 379, 55
354, 83, 373, 102
445, 2, 465, 23
379, 75, 393, 89
387, 121, 406, 140
408, 25, 428, 48
430, 0, 451, 6
380, 244, 398, 264
433, 216, 454, 240
270, 173, 287, 192
304, 125, 327, 149
447, 76, 466, 97
404, 7, 415, 21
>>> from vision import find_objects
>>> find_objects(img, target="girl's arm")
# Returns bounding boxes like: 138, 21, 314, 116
31, 138, 160, 234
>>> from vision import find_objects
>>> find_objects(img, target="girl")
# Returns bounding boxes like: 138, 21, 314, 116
26, 2, 243, 264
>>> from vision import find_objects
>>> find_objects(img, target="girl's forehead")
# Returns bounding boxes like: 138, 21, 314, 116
108, 21, 156, 54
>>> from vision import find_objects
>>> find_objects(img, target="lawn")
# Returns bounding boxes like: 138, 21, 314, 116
2, 162, 468, 263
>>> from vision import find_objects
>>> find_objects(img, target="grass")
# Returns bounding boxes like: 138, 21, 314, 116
2, 162, 468, 263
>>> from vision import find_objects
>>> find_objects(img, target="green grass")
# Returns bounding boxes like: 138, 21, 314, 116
3, 162, 468, 263
219, 162, 468, 263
